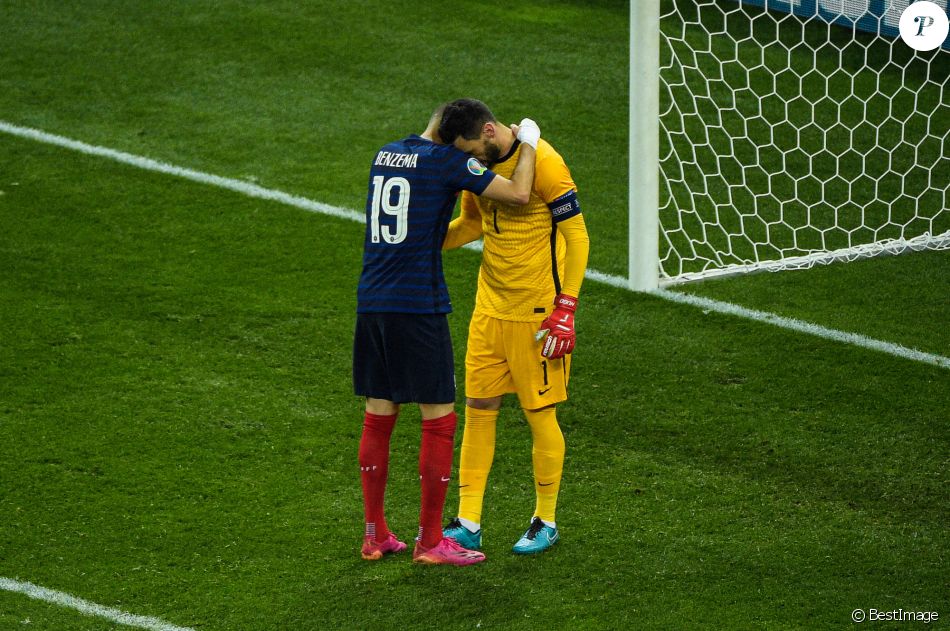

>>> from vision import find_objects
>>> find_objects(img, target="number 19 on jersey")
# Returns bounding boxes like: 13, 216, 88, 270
370, 176, 410, 244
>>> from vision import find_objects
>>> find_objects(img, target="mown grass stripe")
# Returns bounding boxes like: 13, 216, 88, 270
2, 119, 947, 372
655, 289, 950, 370
0, 120, 363, 223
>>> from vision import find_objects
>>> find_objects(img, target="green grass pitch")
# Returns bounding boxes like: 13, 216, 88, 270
0, 1, 947, 629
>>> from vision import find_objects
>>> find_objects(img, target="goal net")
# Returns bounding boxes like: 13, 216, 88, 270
643, 0, 949, 286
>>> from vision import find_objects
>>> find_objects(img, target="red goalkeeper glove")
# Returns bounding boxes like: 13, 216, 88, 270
535, 294, 577, 359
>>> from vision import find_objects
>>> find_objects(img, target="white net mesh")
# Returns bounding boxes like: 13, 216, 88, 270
658, 0, 950, 284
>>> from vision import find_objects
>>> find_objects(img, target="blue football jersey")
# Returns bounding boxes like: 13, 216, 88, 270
357, 135, 496, 313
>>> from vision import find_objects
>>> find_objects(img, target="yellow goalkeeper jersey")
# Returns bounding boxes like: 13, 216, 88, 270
459, 138, 580, 322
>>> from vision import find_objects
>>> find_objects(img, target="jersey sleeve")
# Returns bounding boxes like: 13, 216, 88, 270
443, 191, 484, 250
556, 214, 590, 298
535, 152, 581, 223
534, 152, 576, 204
442, 147, 497, 195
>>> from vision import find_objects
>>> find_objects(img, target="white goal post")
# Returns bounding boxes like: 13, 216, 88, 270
629, 0, 950, 290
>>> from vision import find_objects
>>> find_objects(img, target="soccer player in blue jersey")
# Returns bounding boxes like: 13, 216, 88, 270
354, 104, 542, 565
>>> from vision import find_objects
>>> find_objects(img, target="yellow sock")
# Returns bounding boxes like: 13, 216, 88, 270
457, 406, 498, 524
524, 406, 565, 523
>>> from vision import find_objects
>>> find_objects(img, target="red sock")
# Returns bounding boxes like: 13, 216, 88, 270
359, 411, 397, 542
418, 412, 458, 548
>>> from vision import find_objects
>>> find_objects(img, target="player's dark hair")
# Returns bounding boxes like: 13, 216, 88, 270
427, 104, 446, 130
438, 98, 496, 143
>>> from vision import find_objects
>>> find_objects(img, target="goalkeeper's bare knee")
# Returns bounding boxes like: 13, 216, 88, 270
467, 396, 502, 411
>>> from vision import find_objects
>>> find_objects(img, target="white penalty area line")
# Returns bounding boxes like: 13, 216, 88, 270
2, 120, 947, 372
0, 577, 195, 631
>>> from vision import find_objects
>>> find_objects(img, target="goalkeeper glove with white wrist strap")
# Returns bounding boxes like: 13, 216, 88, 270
536, 294, 577, 359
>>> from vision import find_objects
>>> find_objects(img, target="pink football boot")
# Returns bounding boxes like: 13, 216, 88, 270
361, 532, 408, 560
412, 537, 486, 566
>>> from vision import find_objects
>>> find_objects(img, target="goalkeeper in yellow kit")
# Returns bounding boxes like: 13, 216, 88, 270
437, 98, 590, 555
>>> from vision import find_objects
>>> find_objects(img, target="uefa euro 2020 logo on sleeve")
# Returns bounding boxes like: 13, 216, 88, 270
899, 1, 950, 51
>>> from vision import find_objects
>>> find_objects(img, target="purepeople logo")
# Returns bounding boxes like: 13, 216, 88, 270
899, 1, 950, 51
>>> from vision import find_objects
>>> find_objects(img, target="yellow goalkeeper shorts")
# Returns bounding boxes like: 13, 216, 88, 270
464, 311, 571, 410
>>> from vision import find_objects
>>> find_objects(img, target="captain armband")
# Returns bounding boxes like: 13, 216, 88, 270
547, 189, 581, 223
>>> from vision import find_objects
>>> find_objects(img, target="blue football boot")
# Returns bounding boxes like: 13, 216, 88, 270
512, 517, 559, 555
443, 518, 482, 550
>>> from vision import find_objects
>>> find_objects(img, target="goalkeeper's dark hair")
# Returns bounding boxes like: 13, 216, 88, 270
438, 98, 496, 144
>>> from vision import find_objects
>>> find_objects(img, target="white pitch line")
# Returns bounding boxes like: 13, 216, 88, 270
1, 119, 947, 371
0, 120, 363, 224
0, 577, 195, 631
654, 289, 950, 370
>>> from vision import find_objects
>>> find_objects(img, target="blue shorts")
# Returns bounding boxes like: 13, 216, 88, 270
352, 312, 455, 404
